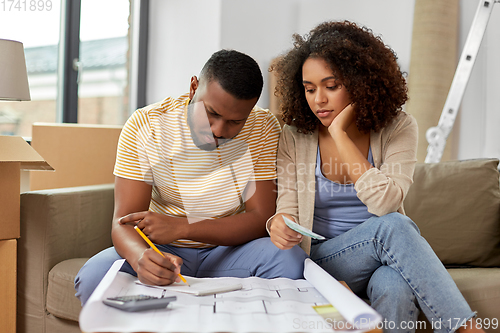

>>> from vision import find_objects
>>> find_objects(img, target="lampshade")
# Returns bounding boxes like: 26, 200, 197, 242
0, 39, 31, 101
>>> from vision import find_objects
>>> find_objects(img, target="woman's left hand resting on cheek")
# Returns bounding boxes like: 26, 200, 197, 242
328, 103, 356, 137
119, 211, 188, 245
269, 213, 303, 250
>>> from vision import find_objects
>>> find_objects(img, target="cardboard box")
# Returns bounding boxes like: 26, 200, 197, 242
0, 239, 17, 333
0, 135, 52, 333
30, 123, 122, 191
0, 135, 53, 240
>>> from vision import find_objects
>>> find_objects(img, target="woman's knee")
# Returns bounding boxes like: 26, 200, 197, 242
368, 265, 414, 302
368, 212, 420, 236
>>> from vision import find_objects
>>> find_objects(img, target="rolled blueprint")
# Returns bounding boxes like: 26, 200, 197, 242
304, 258, 382, 330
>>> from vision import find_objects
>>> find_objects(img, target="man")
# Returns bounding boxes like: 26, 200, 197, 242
75, 49, 307, 305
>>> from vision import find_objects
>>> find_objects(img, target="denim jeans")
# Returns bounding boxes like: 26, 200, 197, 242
75, 237, 308, 306
310, 212, 474, 333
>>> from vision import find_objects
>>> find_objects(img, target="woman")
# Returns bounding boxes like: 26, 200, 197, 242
268, 21, 483, 333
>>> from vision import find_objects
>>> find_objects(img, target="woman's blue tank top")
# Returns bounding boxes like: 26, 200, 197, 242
312, 147, 376, 239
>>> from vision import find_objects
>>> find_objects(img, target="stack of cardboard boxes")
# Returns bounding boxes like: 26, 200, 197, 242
0, 136, 52, 332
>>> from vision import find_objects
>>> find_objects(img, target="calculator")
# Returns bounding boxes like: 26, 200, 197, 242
103, 294, 176, 312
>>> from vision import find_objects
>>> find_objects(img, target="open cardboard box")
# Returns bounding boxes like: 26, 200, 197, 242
0, 135, 53, 240
29, 123, 122, 191
0, 135, 53, 332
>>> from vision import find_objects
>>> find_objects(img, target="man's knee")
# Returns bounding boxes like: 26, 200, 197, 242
279, 245, 309, 278
268, 241, 308, 279
74, 247, 125, 305
74, 260, 107, 306
251, 238, 308, 279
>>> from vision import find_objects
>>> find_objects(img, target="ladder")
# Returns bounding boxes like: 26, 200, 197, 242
425, 0, 499, 163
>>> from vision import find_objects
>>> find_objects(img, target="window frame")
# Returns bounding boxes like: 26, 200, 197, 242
55, 0, 148, 124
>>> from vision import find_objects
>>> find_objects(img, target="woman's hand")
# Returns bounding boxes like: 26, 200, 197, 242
136, 248, 183, 286
119, 211, 188, 245
328, 103, 356, 137
268, 213, 303, 250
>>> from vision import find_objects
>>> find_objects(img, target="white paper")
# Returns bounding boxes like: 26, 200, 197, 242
304, 258, 382, 330
135, 276, 243, 295
80, 259, 380, 333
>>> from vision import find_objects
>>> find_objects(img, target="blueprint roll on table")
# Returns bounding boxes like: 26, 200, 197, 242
304, 258, 382, 330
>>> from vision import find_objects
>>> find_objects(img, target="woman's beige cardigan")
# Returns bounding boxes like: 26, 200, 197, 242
267, 111, 418, 255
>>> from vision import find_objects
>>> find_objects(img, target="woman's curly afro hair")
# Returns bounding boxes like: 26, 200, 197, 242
270, 20, 408, 134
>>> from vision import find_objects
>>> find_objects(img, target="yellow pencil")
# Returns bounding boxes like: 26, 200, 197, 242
134, 225, 190, 286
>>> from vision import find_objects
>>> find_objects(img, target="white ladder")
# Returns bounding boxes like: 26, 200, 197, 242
425, 0, 499, 163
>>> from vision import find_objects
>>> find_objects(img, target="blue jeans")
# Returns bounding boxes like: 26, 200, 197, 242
75, 237, 308, 305
310, 213, 474, 333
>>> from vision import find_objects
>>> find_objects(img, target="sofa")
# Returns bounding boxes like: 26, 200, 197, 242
404, 159, 500, 332
18, 184, 114, 333
17, 159, 500, 333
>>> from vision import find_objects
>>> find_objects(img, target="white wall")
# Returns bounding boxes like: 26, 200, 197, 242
147, 0, 222, 103
295, 0, 414, 75
147, 0, 415, 109
147, 0, 500, 162
219, 0, 302, 108
457, 0, 500, 161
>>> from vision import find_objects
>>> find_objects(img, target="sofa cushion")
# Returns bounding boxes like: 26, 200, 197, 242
447, 267, 500, 318
404, 159, 500, 267
46, 258, 89, 322
415, 267, 500, 333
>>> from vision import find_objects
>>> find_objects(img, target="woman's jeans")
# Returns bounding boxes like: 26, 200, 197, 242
310, 212, 474, 333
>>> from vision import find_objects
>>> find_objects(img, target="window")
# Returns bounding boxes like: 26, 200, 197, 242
77, 0, 130, 125
0, 0, 145, 137
0, 0, 61, 137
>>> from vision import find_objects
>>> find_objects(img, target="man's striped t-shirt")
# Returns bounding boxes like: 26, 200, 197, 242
114, 93, 281, 248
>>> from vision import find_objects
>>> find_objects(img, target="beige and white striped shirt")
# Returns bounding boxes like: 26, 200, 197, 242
114, 93, 281, 248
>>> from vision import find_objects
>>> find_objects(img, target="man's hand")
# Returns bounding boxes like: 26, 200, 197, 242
136, 248, 183, 286
119, 211, 188, 245
268, 213, 303, 250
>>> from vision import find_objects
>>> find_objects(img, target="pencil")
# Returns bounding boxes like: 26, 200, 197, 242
134, 225, 190, 286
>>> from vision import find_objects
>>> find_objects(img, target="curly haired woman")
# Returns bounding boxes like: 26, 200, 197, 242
268, 21, 483, 333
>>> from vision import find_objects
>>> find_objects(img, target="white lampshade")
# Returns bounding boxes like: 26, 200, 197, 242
0, 39, 31, 101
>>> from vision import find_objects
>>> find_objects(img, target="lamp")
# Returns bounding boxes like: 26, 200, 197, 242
0, 39, 31, 101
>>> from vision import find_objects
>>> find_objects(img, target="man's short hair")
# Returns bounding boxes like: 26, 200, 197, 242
200, 49, 263, 100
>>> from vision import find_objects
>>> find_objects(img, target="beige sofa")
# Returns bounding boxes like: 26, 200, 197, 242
18, 184, 114, 333
405, 159, 500, 332
17, 160, 500, 333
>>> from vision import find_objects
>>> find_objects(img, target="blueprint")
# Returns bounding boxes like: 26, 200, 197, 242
79, 259, 381, 332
